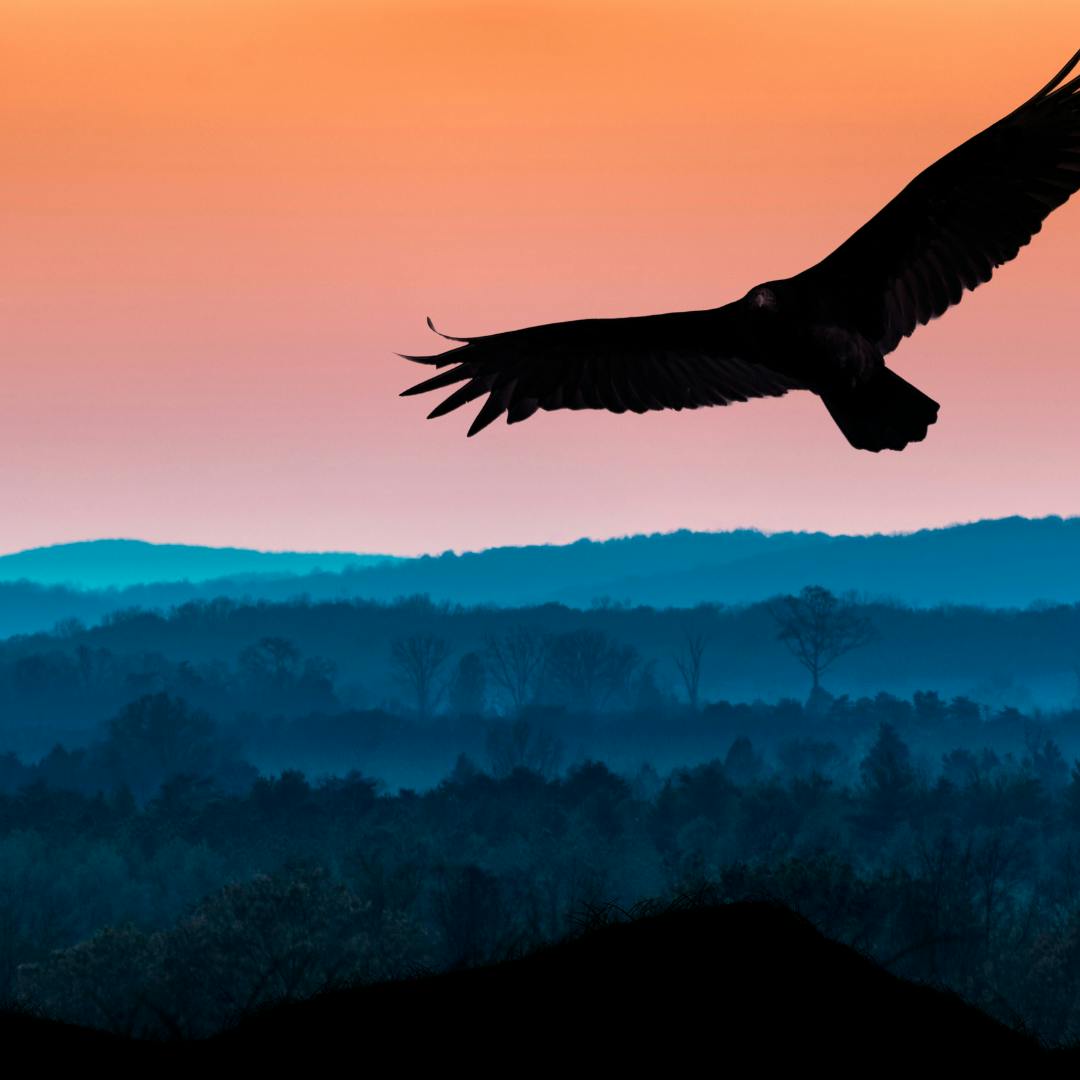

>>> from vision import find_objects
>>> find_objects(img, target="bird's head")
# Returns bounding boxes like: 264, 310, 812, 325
745, 284, 779, 312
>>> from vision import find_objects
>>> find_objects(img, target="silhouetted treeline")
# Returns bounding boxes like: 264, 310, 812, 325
2, 591, 1080, 764
5, 689, 1080, 1041
5, 585, 1080, 1042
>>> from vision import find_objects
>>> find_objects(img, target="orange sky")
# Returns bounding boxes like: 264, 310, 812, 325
3, 1, 1080, 556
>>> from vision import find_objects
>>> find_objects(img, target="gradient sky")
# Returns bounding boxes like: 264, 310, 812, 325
4, 1, 1080, 557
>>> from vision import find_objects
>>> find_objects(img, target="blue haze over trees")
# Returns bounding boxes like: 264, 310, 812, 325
2, 523, 1080, 1043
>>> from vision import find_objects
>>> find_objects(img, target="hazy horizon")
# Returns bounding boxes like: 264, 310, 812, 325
3, 509, 1077, 562
6, 2, 1080, 557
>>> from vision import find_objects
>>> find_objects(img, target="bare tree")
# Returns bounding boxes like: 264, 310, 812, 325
484, 628, 546, 714
390, 634, 450, 720
486, 719, 563, 780
239, 636, 302, 687
544, 629, 639, 713
448, 651, 487, 716
673, 628, 707, 710
972, 824, 1028, 948
770, 585, 875, 697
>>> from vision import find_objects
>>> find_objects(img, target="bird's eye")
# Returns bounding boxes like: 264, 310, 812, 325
750, 287, 778, 311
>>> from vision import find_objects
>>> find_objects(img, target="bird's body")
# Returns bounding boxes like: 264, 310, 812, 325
400, 50, 1080, 452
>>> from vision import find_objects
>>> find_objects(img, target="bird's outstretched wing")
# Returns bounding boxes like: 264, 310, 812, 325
789, 49, 1080, 354
399, 308, 802, 436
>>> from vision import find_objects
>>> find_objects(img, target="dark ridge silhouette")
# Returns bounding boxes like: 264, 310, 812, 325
208, 904, 1059, 1067
2, 903, 1069, 1066
0, 1011, 141, 1054
401, 49, 1080, 452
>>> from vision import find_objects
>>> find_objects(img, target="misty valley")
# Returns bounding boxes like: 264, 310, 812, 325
2, 558, 1080, 1058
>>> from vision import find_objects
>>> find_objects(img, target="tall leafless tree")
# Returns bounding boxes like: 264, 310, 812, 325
239, 636, 302, 687
544, 629, 638, 713
448, 651, 487, 716
673, 628, 707, 710
390, 634, 450, 720
770, 585, 875, 697
483, 627, 546, 714
485, 719, 563, 780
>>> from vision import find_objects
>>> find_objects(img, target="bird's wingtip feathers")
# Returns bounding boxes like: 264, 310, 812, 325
426, 315, 472, 342
396, 351, 441, 365
394, 318, 478, 365
1027, 47, 1080, 104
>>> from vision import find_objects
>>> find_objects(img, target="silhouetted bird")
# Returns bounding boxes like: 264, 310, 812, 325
400, 51, 1080, 452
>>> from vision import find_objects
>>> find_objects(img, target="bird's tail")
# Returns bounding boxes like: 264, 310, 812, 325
820, 368, 939, 452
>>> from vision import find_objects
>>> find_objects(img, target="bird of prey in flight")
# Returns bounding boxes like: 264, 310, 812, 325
400, 50, 1080, 452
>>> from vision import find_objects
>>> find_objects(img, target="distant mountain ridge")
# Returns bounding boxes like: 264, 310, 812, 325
0, 539, 398, 590
1, 516, 1080, 638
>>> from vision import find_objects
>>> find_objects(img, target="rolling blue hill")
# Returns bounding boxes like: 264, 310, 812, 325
0, 539, 398, 590
1, 515, 1078, 638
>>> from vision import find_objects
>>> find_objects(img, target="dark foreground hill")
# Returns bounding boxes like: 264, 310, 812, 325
3, 903, 1071, 1068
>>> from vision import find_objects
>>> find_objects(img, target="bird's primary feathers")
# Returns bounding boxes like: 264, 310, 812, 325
400, 50, 1080, 452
